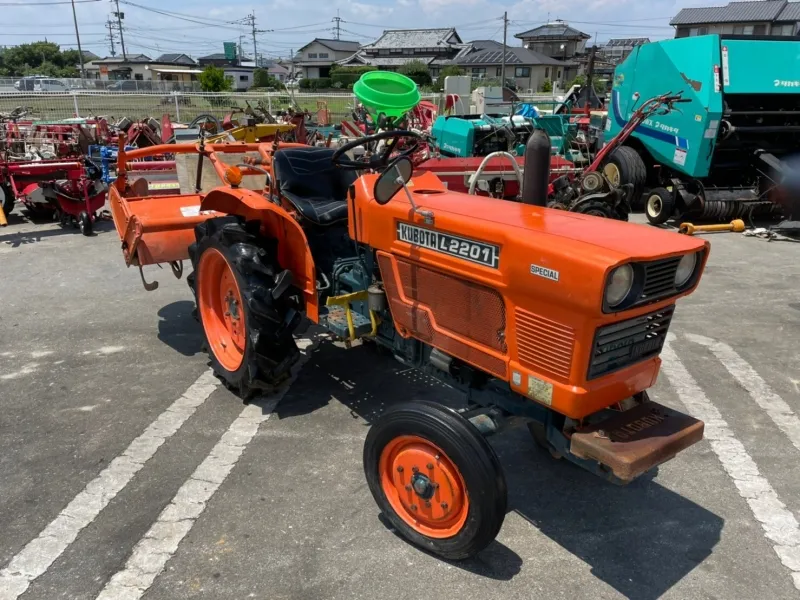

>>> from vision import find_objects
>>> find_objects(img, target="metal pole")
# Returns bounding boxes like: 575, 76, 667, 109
72, 91, 81, 118
115, 0, 127, 61
106, 20, 117, 57
70, 0, 86, 79
501, 11, 507, 89
174, 93, 181, 122
251, 13, 258, 68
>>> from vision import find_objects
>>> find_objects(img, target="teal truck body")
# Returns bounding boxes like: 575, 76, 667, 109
608, 34, 800, 189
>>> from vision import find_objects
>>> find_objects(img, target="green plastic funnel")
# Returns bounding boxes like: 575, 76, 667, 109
353, 71, 421, 119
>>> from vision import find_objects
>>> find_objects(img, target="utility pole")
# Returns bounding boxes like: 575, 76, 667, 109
333, 10, 341, 41
70, 0, 86, 78
501, 11, 508, 89
114, 0, 127, 61
247, 12, 263, 67
238, 34, 245, 64
106, 19, 118, 56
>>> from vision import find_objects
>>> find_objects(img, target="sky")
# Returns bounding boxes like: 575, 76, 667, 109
0, 0, 715, 60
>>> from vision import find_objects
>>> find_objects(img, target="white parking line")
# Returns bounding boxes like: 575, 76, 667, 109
0, 370, 220, 600
95, 337, 318, 600
660, 342, 800, 591
685, 333, 800, 456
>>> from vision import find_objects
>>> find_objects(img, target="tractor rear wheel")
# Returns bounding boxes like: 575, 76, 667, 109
1, 183, 14, 216
364, 401, 507, 560
603, 146, 646, 208
574, 200, 615, 219
645, 187, 676, 225
189, 216, 301, 399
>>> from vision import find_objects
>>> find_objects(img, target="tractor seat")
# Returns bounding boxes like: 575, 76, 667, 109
272, 147, 356, 225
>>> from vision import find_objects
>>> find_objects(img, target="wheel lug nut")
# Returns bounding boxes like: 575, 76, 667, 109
441, 502, 448, 509
410, 504, 418, 511
411, 466, 419, 473
433, 482, 439, 489
424, 500, 431, 508
397, 466, 404, 473
405, 485, 412, 491
426, 463, 433, 469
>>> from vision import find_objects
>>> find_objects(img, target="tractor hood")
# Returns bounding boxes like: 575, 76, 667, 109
354, 172, 708, 318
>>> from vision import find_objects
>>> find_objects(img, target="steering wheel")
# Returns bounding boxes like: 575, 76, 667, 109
332, 129, 421, 170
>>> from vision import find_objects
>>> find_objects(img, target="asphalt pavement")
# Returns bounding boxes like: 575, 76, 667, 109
1, 207, 800, 600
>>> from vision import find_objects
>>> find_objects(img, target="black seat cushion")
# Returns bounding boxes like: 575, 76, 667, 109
273, 147, 356, 225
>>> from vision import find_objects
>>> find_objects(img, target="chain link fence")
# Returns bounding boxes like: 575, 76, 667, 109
0, 90, 566, 125
0, 78, 204, 93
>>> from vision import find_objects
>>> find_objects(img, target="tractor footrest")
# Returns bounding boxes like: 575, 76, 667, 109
324, 306, 372, 339
569, 400, 704, 482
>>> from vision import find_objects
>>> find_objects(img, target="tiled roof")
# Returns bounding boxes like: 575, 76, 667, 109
363, 28, 461, 49
604, 38, 650, 47
670, 1, 790, 25
312, 38, 361, 52
454, 46, 565, 66
514, 22, 590, 40
778, 1, 800, 19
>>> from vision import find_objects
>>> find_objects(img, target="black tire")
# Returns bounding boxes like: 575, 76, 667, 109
604, 146, 646, 208
364, 401, 507, 560
188, 216, 301, 399
645, 187, 676, 225
1, 183, 15, 216
78, 211, 93, 236
189, 114, 221, 135
574, 200, 615, 219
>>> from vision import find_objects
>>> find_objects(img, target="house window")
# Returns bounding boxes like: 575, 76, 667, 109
471, 67, 486, 77
319, 52, 329, 58
514, 67, 530, 77
545, 67, 549, 78
775, 23, 796, 35
134, 73, 143, 80
402, 48, 413, 55
557, 69, 561, 79
734, 25, 754, 34
379, 49, 390, 55
689, 26, 708, 36
496, 67, 502, 77
239, 75, 248, 81
754, 24, 766, 35
308, 53, 318, 58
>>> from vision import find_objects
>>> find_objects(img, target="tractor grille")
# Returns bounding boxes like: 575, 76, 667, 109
588, 305, 675, 380
515, 309, 575, 382
641, 257, 682, 302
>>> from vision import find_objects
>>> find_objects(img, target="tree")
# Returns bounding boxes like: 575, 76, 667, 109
540, 79, 553, 92
0, 42, 80, 77
438, 65, 465, 79
399, 59, 432, 86
252, 68, 281, 89
198, 65, 232, 92
568, 73, 605, 93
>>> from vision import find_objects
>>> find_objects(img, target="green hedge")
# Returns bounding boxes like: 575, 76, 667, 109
299, 77, 331, 90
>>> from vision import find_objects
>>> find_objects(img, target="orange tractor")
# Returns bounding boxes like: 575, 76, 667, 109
109, 128, 709, 559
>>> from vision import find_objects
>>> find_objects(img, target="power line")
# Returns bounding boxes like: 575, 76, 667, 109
0, 0, 100, 4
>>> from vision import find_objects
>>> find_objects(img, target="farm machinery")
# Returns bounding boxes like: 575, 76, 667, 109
606, 34, 798, 224
108, 70, 710, 560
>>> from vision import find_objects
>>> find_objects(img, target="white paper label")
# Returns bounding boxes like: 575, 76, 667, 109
674, 148, 687, 166
180, 205, 201, 217
722, 47, 730, 86
704, 128, 717, 139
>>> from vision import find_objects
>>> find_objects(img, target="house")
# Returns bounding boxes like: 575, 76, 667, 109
514, 21, 591, 60
90, 54, 202, 89
295, 38, 361, 79
599, 38, 650, 63
338, 28, 468, 78
269, 63, 290, 82
671, 0, 800, 37
450, 40, 569, 92
199, 52, 242, 68
223, 66, 255, 91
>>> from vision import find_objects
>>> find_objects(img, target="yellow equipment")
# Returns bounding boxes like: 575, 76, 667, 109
679, 219, 746, 235
206, 123, 295, 144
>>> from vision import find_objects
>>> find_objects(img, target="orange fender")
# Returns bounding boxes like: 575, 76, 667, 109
201, 188, 319, 323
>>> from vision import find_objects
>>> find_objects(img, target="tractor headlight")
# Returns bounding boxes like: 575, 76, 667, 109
674, 253, 698, 288
605, 264, 634, 308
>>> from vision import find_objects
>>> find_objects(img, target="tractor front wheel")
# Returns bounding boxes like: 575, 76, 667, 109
78, 211, 93, 236
603, 146, 646, 208
645, 187, 676, 225
189, 216, 301, 398
364, 401, 507, 560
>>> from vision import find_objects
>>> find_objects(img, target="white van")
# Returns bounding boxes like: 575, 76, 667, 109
33, 79, 69, 92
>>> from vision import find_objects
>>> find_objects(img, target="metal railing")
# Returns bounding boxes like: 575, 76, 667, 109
0, 90, 569, 125
0, 78, 203, 93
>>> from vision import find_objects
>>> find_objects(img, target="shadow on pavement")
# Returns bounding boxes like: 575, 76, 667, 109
157, 300, 204, 357
274, 340, 723, 594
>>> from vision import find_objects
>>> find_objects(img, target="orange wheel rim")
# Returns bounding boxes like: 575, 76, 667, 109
379, 435, 469, 539
198, 248, 246, 372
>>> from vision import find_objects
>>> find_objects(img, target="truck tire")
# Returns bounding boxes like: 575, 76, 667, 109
645, 187, 676, 225
1, 183, 15, 216
603, 146, 646, 208
189, 216, 301, 399
364, 401, 507, 560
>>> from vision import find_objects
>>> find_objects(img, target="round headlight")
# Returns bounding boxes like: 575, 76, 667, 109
606, 264, 634, 307
674, 253, 698, 288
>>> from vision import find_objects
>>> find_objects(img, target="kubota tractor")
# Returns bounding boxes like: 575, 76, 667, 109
109, 127, 709, 559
